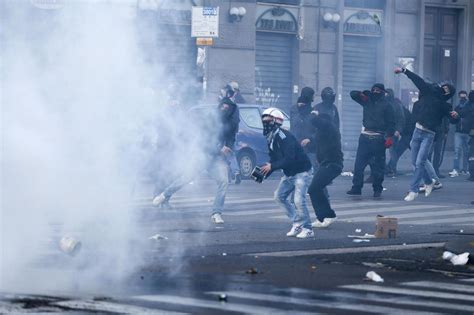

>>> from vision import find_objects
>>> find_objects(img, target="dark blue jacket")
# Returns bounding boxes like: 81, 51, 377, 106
268, 128, 312, 177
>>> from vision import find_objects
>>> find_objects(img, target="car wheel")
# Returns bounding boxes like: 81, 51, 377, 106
238, 151, 256, 179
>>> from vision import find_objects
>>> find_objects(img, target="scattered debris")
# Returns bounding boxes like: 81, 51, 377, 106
311, 265, 317, 270
348, 233, 376, 239
460, 229, 464, 233
218, 294, 227, 302
375, 216, 398, 239
402, 243, 407, 246
353, 239, 370, 243
443, 251, 470, 266
149, 234, 168, 241
245, 267, 259, 274
254, 255, 259, 259
355, 229, 362, 233
59, 236, 82, 256
341, 171, 353, 177
222, 253, 227, 256
366, 271, 384, 283
362, 262, 385, 268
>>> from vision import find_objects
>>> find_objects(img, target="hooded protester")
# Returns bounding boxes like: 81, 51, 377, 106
290, 87, 318, 167
455, 90, 474, 181
394, 67, 458, 201
346, 83, 396, 198
450, 90, 470, 176
308, 111, 344, 228
314, 87, 340, 129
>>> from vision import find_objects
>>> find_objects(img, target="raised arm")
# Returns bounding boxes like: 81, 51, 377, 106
350, 90, 370, 106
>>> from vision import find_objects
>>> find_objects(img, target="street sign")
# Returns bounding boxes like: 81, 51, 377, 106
191, 6, 219, 38
196, 38, 213, 46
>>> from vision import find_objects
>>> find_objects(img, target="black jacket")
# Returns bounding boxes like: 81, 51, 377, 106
310, 114, 344, 167
456, 101, 474, 135
268, 128, 312, 177
218, 98, 240, 148
403, 69, 455, 132
401, 106, 415, 137
350, 91, 396, 137
453, 99, 471, 134
290, 102, 317, 153
313, 101, 340, 130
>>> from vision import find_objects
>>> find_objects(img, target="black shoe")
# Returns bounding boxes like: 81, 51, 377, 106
386, 171, 396, 177
347, 189, 362, 195
373, 191, 382, 198
437, 173, 446, 179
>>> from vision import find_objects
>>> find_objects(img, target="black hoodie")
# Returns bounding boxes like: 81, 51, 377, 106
456, 91, 474, 135
403, 69, 455, 132
290, 96, 317, 153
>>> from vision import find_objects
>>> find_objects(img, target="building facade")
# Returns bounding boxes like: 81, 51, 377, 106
22, 0, 474, 152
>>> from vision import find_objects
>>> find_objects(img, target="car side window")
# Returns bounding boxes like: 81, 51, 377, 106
240, 107, 263, 129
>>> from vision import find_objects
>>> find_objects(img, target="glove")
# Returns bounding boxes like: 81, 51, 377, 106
384, 137, 393, 149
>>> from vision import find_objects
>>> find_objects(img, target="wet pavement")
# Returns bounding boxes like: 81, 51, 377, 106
1, 173, 474, 314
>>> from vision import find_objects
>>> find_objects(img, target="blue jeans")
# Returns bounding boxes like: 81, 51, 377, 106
162, 157, 228, 214
454, 132, 470, 172
410, 128, 435, 193
425, 160, 439, 182
274, 171, 311, 229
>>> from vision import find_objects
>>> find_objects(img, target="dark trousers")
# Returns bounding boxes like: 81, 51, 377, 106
308, 163, 342, 222
469, 136, 474, 175
352, 134, 385, 192
386, 134, 411, 174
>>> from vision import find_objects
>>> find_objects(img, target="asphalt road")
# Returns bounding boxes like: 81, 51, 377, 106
1, 172, 474, 314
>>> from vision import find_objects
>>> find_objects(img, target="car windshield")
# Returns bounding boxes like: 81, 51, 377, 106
240, 107, 290, 130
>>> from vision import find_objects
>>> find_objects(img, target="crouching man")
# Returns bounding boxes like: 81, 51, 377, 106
260, 108, 314, 239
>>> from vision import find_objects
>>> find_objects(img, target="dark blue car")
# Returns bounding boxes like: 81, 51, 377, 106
188, 104, 290, 178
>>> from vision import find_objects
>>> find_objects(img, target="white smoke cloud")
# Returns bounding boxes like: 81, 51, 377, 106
0, 0, 208, 294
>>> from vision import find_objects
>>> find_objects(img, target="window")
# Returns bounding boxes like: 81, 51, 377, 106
240, 107, 263, 129
259, 0, 300, 5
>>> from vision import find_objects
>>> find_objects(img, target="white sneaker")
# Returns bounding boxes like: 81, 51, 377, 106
152, 193, 166, 206
404, 192, 418, 201
211, 213, 224, 224
449, 169, 459, 177
424, 180, 435, 197
286, 224, 303, 237
296, 228, 314, 239
311, 217, 337, 228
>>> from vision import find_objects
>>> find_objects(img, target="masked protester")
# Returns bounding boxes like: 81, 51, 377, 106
394, 67, 458, 201
346, 83, 396, 198
308, 111, 343, 228
290, 87, 317, 167
455, 90, 474, 181
449, 90, 470, 177
260, 108, 314, 239
314, 87, 340, 129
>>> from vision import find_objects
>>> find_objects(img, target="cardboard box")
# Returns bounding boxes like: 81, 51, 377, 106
375, 215, 398, 239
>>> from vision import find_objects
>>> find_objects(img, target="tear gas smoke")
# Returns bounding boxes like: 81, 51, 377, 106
1, 0, 208, 294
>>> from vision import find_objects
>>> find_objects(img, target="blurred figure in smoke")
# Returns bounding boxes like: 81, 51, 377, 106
152, 105, 232, 224
386, 97, 415, 176
346, 84, 395, 198
454, 90, 474, 181
395, 67, 458, 201
260, 108, 313, 239
384, 88, 405, 177
219, 84, 242, 184
229, 81, 246, 104
449, 90, 470, 177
